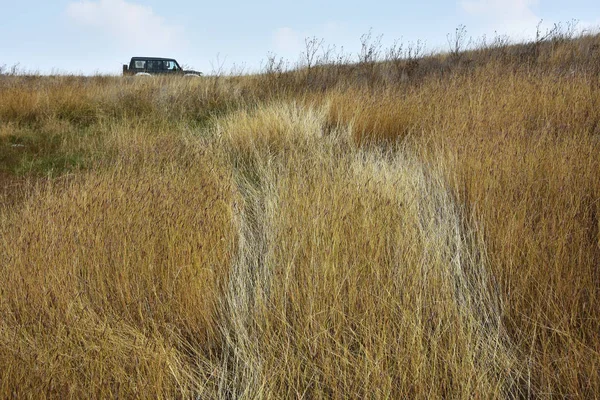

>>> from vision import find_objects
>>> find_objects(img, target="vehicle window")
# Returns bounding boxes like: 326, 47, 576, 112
164, 60, 178, 70
134, 60, 146, 69
147, 60, 163, 71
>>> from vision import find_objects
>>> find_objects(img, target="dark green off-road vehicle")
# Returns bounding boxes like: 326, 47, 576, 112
123, 57, 202, 77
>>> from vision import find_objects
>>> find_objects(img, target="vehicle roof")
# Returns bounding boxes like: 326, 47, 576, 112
131, 57, 178, 61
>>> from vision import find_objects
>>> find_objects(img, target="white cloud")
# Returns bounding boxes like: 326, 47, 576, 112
66, 0, 186, 52
460, 0, 542, 40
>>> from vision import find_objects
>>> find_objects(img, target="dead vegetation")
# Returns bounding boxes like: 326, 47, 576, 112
0, 29, 599, 398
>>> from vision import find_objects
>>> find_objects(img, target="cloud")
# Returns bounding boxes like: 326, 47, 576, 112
460, 0, 542, 39
66, 0, 186, 52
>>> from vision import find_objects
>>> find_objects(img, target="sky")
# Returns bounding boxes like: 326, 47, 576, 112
1, 0, 599, 75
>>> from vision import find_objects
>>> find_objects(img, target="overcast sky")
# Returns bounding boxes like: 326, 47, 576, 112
1, 0, 599, 75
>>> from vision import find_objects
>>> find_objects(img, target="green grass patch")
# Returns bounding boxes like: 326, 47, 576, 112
0, 123, 90, 177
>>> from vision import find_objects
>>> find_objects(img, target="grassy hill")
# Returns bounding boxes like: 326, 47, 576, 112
0, 30, 599, 398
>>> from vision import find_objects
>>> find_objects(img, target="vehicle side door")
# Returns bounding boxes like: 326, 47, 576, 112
146, 59, 164, 73
163, 60, 180, 73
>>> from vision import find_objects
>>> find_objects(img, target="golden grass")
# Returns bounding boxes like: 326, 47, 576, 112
324, 64, 600, 397
0, 136, 235, 397
209, 103, 514, 397
1, 34, 599, 397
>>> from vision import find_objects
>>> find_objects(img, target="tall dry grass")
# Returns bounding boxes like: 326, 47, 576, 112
0, 33, 599, 398
0, 127, 236, 397
216, 103, 520, 397
324, 62, 600, 396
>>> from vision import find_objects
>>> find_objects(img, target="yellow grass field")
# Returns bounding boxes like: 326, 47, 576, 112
0, 33, 599, 398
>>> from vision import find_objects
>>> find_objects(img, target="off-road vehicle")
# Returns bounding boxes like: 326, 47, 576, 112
123, 57, 202, 77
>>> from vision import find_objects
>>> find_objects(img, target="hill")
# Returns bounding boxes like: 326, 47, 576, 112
0, 30, 599, 398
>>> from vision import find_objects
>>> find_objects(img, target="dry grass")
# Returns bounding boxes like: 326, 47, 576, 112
0, 130, 236, 397
216, 103, 519, 397
0, 34, 599, 398
324, 63, 600, 397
